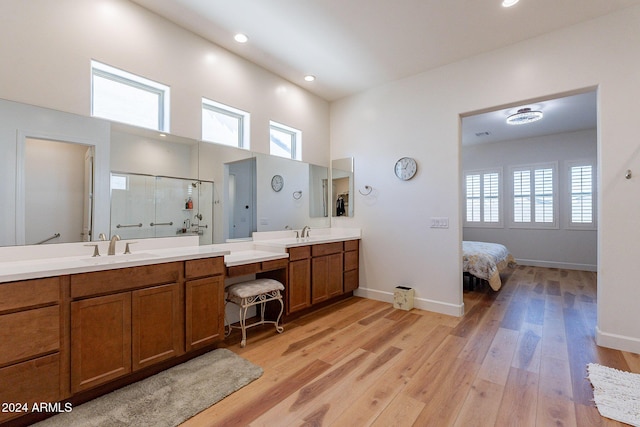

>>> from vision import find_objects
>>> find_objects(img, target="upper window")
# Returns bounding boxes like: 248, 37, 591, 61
510, 162, 558, 229
91, 60, 170, 131
269, 121, 301, 160
464, 169, 503, 227
568, 161, 596, 228
202, 98, 250, 149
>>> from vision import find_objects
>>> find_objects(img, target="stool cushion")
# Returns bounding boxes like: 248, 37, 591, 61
226, 278, 284, 299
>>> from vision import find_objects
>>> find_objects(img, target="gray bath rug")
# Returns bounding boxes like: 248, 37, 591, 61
35, 348, 262, 427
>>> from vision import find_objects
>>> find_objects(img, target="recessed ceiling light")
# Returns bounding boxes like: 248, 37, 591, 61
234, 33, 248, 43
304, 75, 316, 82
502, 0, 519, 7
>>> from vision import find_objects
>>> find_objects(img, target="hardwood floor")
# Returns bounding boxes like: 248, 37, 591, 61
184, 266, 640, 426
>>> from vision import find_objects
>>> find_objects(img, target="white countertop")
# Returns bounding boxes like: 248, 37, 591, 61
224, 250, 289, 267
0, 229, 361, 283
0, 245, 230, 283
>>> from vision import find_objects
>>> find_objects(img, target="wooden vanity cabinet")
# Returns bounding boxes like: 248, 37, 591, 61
70, 262, 182, 393
343, 239, 359, 292
185, 257, 225, 351
287, 246, 312, 314
311, 242, 344, 304
0, 276, 67, 423
285, 239, 360, 315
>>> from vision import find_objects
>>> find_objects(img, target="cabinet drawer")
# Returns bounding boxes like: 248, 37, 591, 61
261, 258, 289, 272
185, 257, 225, 279
344, 250, 359, 271
0, 305, 60, 366
312, 242, 343, 257
227, 262, 260, 277
71, 262, 181, 298
0, 277, 60, 313
0, 353, 61, 423
344, 239, 359, 252
288, 245, 311, 261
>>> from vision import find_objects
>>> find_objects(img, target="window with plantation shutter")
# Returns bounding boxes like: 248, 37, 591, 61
568, 162, 596, 229
510, 163, 558, 229
464, 169, 502, 227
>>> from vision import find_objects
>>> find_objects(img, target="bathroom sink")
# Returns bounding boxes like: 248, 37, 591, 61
80, 252, 159, 265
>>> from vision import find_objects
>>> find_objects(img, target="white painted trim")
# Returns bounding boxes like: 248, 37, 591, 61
596, 326, 640, 354
354, 287, 464, 317
515, 258, 597, 272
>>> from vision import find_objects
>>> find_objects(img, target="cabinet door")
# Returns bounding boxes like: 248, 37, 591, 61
327, 253, 344, 298
288, 258, 311, 313
312, 253, 343, 304
71, 293, 132, 393
132, 283, 182, 371
0, 354, 61, 423
185, 276, 224, 351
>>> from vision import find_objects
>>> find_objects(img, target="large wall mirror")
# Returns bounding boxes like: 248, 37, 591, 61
0, 98, 330, 247
331, 157, 354, 217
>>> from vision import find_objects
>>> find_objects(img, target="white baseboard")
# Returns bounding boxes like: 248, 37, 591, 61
596, 326, 640, 354
354, 287, 464, 317
516, 258, 597, 272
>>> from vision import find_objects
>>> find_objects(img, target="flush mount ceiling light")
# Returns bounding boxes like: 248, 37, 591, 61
506, 107, 543, 125
502, 0, 520, 7
304, 75, 316, 82
234, 33, 249, 43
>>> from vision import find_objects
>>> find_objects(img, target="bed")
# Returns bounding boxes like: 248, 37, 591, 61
463, 241, 516, 291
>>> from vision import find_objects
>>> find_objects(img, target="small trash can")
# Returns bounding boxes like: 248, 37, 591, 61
393, 286, 414, 311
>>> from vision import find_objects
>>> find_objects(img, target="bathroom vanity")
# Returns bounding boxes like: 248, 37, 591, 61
0, 230, 360, 424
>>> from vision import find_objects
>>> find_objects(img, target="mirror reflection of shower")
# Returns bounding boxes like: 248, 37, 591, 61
109, 172, 214, 244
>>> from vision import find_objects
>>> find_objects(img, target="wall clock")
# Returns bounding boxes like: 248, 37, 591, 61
394, 157, 417, 181
271, 174, 284, 192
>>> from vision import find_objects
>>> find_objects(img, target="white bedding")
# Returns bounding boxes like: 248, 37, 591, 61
463, 241, 516, 291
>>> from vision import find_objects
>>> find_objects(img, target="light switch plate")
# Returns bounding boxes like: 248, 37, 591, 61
430, 217, 449, 228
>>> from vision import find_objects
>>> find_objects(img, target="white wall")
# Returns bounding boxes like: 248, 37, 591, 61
0, 0, 329, 166
331, 7, 640, 352
463, 129, 597, 271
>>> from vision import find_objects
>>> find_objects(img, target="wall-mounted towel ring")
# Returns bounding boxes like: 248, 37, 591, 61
293, 190, 303, 200
626, 169, 632, 179
359, 185, 373, 196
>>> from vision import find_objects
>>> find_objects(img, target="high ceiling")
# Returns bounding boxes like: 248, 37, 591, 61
130, 0, 640, 101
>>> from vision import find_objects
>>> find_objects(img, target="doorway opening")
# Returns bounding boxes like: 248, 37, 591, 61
460, 89, 598, 296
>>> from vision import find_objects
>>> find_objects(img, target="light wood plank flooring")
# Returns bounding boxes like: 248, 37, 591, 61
184, 266, 640, 426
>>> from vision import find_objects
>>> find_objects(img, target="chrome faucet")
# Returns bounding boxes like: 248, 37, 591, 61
301, 226, 310, 238
98, 233, 107, 241
108, 235, 120, 255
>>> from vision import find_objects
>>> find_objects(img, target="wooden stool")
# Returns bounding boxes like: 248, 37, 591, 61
225, 278, 285, 347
